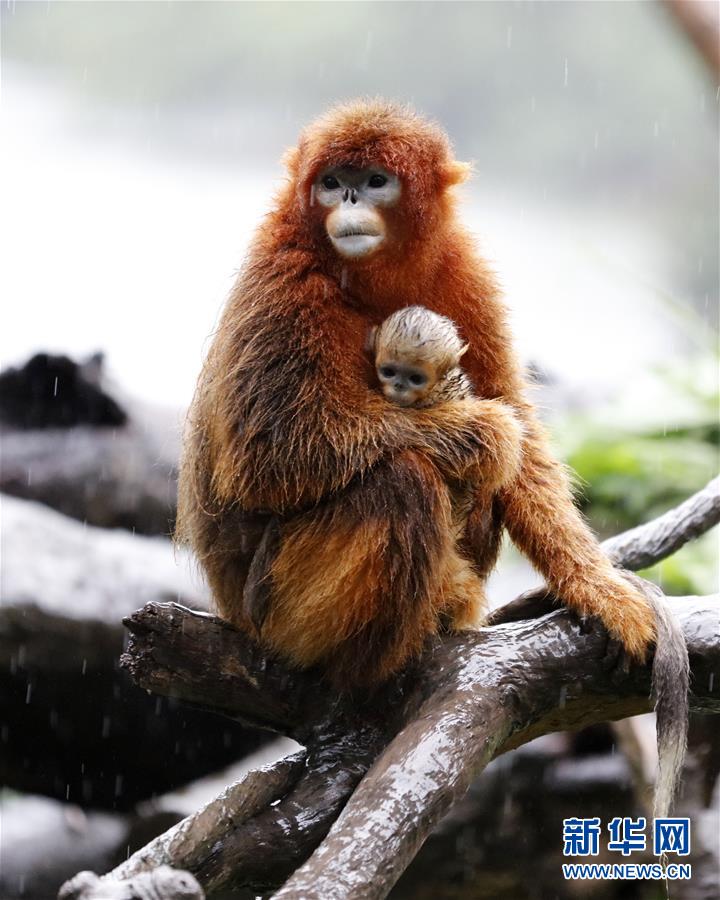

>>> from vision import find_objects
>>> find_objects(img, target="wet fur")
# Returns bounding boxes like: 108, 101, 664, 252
177, 99, 660, 688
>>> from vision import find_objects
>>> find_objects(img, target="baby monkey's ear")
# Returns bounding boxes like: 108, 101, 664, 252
458, 342, 470, 358
365, 326, 379, 354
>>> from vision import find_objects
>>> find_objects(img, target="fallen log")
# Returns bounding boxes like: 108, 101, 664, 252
0, 496, 267, 807
0, 352, 180, 535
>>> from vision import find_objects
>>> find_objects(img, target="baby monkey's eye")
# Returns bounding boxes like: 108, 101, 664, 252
380, 366, 396, 379
322, 175, 340, 190
368, 174, 388, 188
409, 373, 427, 386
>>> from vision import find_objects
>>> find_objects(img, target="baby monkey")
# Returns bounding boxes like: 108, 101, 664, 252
368, 306, 473, 408
369, 305, 480, 534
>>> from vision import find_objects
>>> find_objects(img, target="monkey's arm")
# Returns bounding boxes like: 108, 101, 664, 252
497, 401, 656, 659
203, 276, 520, 512
460, 319, 654, 658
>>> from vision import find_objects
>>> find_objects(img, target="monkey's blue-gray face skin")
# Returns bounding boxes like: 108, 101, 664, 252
376, 360, 431, 407
314, 166, 402, 259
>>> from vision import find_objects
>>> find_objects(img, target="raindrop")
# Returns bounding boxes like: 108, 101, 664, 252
558, 686, 567, 708
709, 672, 714, 692
102, 715, 111, 738
25, 682, 32, 704
563, 59, 569, 88
53, 375, 58, 397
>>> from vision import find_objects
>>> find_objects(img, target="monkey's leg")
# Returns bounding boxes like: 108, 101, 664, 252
184, 504, 273, 629
242, 517, 282, 635
262, 450, 456, 688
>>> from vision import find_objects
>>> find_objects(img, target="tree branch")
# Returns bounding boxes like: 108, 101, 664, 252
61, 479, 720, 897
602, 475, 720, 571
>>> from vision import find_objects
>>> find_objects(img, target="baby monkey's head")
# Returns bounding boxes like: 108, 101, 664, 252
369, 306, 468, 408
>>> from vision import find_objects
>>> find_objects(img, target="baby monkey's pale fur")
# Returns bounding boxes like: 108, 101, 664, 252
370, 306, 474, 408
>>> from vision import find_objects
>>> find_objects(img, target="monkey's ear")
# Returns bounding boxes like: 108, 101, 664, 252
442, 161, 472, 186
458, 342, 470, 358
365, 326, 378, 353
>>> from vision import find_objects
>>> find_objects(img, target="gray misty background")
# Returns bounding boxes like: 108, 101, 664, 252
2, 0, 717, 411
1, 4, 719, 898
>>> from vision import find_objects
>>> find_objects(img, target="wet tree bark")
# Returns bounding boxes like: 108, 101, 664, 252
61, 479, 720, 897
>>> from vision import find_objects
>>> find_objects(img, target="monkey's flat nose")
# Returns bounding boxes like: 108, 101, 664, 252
394, 382, 405, 391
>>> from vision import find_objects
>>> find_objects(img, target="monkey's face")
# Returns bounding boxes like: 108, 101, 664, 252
314, 167, 401, 260
375, 355, 436, 408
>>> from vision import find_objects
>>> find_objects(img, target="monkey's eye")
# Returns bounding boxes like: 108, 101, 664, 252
409, 373, 427, 386
368, 174, 388, 188
380, 366, 396, 379
322, 175, 340, 190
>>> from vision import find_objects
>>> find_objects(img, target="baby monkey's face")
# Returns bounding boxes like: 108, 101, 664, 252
376, 355, 437, 407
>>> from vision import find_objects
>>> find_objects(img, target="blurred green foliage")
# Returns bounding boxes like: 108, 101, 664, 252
562, 353, 719, 595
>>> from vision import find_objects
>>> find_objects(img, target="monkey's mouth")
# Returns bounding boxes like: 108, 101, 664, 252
330, 228, 384, 259
334, 225, 381, 239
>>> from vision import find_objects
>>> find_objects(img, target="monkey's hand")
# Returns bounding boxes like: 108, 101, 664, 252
488, 568, 657, 662
405, 398, 523, 488
565, 566, 657, 662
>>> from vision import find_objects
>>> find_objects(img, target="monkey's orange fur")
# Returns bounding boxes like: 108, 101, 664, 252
177, 99, 655, 687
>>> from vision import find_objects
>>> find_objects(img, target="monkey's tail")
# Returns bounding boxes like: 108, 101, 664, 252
644, 581, 690, 820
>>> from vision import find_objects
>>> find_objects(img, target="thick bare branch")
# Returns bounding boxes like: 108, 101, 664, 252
61, 480, 719, 898
276, 596, 719, 899
110, 753, 307, 881
111, 592, 719, 896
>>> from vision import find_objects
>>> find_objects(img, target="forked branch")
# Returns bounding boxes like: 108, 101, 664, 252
61, 478, 720, 898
